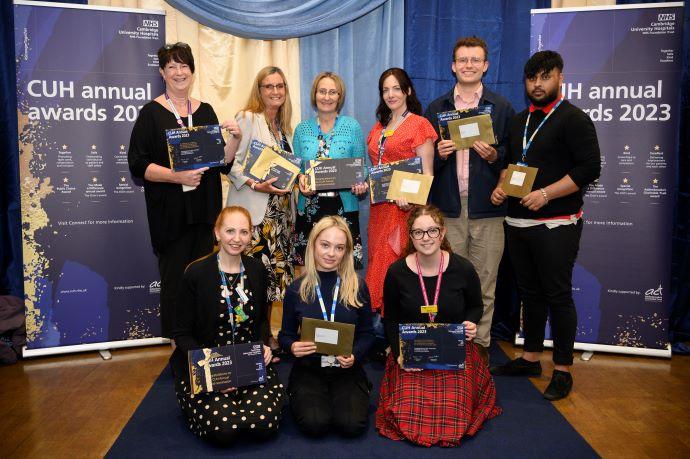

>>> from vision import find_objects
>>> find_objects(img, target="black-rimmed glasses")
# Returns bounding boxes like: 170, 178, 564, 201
409, 227, 441, 240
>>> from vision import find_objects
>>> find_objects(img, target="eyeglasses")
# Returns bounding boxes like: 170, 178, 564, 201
260, 83, 286, 91
317, 89, 339, 97
409, 227, 441, 240
455, 57, 485, 65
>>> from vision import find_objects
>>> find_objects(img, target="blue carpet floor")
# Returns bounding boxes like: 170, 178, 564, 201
107, 345, 598, 458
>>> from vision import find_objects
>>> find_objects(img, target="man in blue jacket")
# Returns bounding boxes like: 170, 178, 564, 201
424, 36, 515, 364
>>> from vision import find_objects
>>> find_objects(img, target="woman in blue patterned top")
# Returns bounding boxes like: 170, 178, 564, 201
293, 72, 368, 269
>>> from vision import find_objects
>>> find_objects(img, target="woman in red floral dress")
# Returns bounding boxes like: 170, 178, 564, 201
365, 68, 436, 317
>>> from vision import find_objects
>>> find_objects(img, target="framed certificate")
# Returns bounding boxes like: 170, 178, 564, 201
501, 163, 538, 198
188, 341, 267, 394
300, 317, 355, 356
368, 156, 423, 204
437, 105, 496, 150
166, 124, 225, 172
243, 139, 302, 190
386, 170, 433, 205
399, 323, 466, 370
307, 157, 365, 191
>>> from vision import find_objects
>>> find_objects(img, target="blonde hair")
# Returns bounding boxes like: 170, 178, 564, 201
299, 216, 362, 308
240, 66, 293, 136
310, 71, 346, 113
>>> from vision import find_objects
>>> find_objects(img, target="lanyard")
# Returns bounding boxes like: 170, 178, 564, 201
317, 116, 338, 159
376, 110, 409, 165
315, 276, 340, 322
165, 92, 192, 128
268, 118, 285, 150
217, 254, 245, 336
415, 251, 444, 323
521, 98, 563, 164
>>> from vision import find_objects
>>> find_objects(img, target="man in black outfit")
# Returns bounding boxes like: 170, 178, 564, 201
489, 51, 601, 401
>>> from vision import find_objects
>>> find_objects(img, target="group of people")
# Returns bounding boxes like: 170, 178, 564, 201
128, 35, 600, 447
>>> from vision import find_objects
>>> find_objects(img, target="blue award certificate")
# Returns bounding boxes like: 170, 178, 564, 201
399, 323, 466, 370
166, 124, 225, 171
188, 341, 266, 394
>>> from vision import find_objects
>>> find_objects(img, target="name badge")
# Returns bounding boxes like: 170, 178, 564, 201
235, 285, 249, 303
320, 355, 341, 368
420, 304, 438, 314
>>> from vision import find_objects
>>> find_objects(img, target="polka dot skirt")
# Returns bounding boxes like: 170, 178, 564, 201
174, 272, 285, 441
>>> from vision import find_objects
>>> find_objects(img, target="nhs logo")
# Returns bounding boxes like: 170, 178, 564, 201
657, 13, 675, 21
143, 19, 159, 27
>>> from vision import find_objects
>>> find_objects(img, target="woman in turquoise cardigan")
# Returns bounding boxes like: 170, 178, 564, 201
293, 72, 368, 269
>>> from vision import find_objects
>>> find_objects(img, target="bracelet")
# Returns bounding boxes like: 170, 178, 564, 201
539, 188, 549, 204
250, 181, 257, 190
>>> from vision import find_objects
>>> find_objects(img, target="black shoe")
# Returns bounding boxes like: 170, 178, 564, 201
489, 357, 542, 376
543, 370, 573, 401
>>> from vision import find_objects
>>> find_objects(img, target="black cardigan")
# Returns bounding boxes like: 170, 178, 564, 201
506, 100, 601, 219
169, 253, 269, 381
127, 101, 231, 254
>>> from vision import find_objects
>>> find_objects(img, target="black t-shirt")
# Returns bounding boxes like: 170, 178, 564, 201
383, 252, 483, 358
128, 101, 231, 253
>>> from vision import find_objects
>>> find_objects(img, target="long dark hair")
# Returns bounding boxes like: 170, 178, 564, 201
375, 67, 423, 124
402, 205, 453, 257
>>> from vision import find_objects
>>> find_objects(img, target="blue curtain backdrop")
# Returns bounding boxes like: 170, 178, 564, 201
165, 0, 387, 39
404, 0, 550, 113
299, 1, 405, 273
0, 0, 21, 297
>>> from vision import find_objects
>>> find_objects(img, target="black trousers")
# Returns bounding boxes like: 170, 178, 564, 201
505, 220, 583, 366
288, 359, 371, 437
157, 223, 214, 337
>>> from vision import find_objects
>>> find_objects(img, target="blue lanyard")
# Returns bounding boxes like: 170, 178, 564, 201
315, 277, 340, 322
217, 254, 244, 335
521, 98, 563, 165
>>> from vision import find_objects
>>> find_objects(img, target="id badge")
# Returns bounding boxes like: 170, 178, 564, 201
420, 304, 438, 314
235, 285, 249, 303
320, 355, 340, 368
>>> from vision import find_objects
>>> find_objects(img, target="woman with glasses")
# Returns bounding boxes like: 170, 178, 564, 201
292, 72, 367, 269
375, 204, 500, 447
226, 67, 295, 354
128, 42, 241, 338
365, 68, 436, 319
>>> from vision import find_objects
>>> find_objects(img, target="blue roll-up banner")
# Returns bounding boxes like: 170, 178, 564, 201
14, 1, 166, 356
524, 3, 683, 357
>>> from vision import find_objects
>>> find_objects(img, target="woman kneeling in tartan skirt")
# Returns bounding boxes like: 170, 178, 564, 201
376, 204, 501, 447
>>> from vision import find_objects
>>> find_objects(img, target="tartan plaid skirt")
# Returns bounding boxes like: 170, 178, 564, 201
375, 342, 501, 447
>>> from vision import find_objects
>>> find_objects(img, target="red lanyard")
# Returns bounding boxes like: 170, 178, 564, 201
415, 251, 444, 322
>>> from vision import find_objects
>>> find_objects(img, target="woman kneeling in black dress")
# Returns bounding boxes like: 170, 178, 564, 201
170, 206, 285, 445
279, 216, 374, 437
